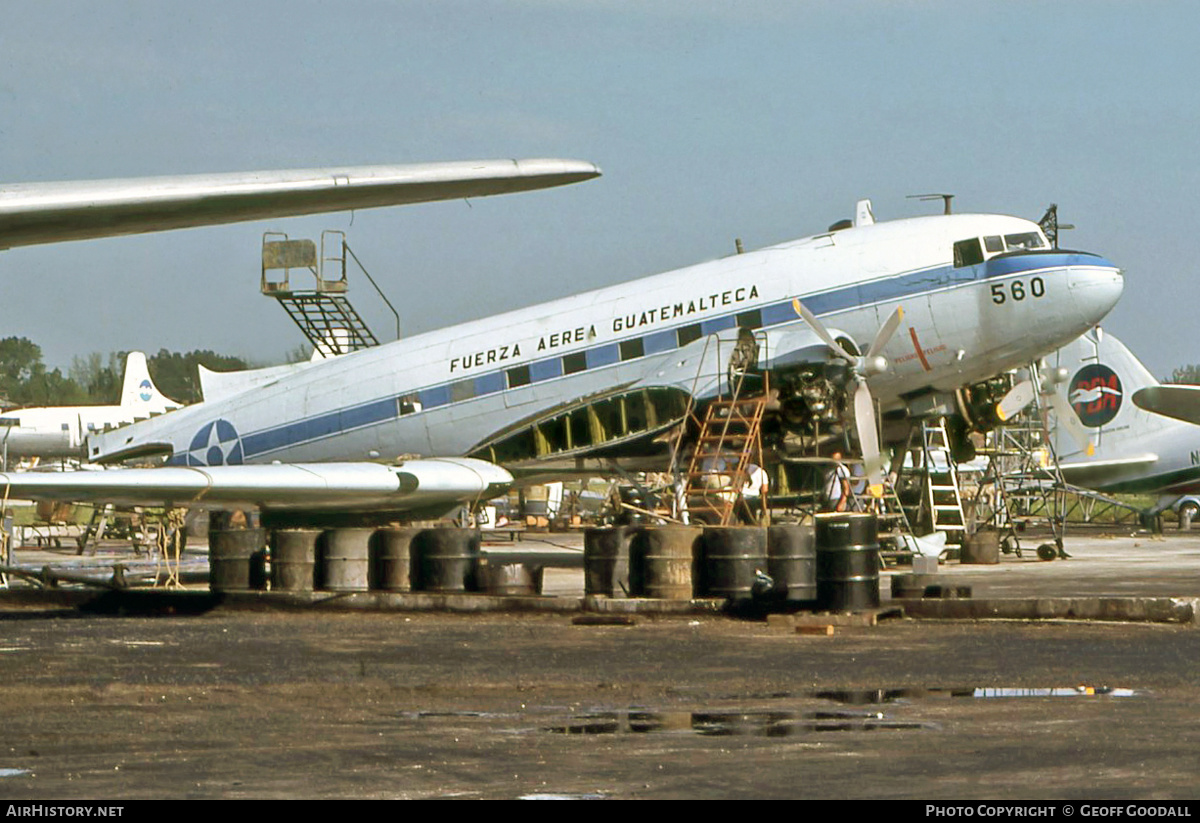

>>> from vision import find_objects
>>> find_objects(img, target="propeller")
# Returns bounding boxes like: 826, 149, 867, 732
791, 299, 904, 489
1039, 365, 1094, 456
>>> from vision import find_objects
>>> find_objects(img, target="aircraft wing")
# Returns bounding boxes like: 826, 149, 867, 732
0, 458, 511, 514
1133, 386, 1200, 426
0, 158, 601, 249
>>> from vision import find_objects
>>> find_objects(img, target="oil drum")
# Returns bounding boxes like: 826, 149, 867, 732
479, 563, 543, 596
209, 528, 267, 592
629, 525, 701, 600
413, 528, 481, 593
318, 528, 373, 592
583, 526, 632, 597
370, 527, 419, 591
270, 528, 320, 592
767, 523, 817, 605
815, 513, 880, 611
700, 526, 767, 602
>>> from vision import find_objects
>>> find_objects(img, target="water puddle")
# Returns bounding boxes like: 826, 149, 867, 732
546, 709, 930, 736
814, 686, 1139, 704
0, 768, 30, 778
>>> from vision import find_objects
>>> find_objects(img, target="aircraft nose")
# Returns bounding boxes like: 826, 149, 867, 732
1067, 259, 1123, 325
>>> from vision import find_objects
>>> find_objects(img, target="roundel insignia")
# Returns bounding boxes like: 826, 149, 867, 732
186, 419, 244, 466
139, 379, 153, 403
1068, 364, 1122, 428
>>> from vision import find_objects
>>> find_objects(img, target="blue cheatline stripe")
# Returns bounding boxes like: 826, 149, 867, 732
223, 252, 1114, 460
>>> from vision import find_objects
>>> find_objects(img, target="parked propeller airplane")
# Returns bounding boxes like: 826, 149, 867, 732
1042, 327, 1200, 513
0, 195, 1125, 525
0, 351, 180, 464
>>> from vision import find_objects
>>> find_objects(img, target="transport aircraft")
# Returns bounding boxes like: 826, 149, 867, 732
1041, 327, 1200, 515
0, 352, 180, 464
0, 196, 1125, 525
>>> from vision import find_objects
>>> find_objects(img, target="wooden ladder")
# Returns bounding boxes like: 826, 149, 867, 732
683, 373, 768, 526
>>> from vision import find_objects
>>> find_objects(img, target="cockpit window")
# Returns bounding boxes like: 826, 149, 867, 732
983, 235, 1004, 253
1004, 231, 1045, 251
953, 238, 984, 267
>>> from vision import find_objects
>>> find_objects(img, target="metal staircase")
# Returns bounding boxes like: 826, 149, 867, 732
261, 230, 384, 355
682, 365, 769, 526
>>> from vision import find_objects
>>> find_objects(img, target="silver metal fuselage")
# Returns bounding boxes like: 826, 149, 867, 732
91, 212, 1124, 468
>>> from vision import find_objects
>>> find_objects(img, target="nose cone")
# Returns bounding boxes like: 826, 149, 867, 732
1067, 256, 1124, 326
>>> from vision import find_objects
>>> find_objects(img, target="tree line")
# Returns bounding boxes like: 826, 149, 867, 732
0, 336, 250, 408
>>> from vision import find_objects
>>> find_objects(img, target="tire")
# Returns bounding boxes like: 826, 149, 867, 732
1036, 544, 1057, 561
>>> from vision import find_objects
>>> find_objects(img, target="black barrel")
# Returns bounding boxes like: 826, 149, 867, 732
479, 563, 543, 596
209, 528, 267, 592
767, 524, 817, 605
629, 526, 701, 600
271, 528, 320, 592
318, 528, 373, 592
815, 513, 880, 611
370, 527, 418, 591
583, 526, 632, 597
413, 528, 481, 593
700, 526, 767, 602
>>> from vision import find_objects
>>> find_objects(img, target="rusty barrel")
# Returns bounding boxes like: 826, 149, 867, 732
767, 523, 817, 605
209, 528, 267, 592
271, 528, 320, 592
413, 528, 481, 593
370, 527, 418, 592
960, 530, 1000, 565
700, 526, 767, 602
815, 513, 880, 612
318, 528, 373, 592
629, 526, 701, 600
583, 526, 632, 598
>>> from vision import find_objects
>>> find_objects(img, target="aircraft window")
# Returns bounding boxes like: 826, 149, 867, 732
450, 380, 475, 403
0, 418, 17, 427
61, 423, 70, 431
562, 352, 588, 375
984, 236, 1004, 253
397, 394, 422, 415
1004, 232, 1045, 251
619, 338, 645, 361
953, 238, 984, 267
736, 309, 763, 330
643, 329, 676, 355
530, 358, 563, 382
677, 324, 702, 347
587, 343, 620, 370
474, 372, 505, 396
506, 365, 531, 389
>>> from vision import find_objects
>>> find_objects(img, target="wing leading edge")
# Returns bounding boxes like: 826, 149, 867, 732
0, 158, 601, 249
0, 458, 512, 514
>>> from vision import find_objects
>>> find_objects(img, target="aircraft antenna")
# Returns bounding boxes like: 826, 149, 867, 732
907, 193, 954, 215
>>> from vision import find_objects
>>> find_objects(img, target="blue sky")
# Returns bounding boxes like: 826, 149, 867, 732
0, 1, 1195, 378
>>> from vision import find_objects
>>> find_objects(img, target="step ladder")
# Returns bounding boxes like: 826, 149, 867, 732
261, 231, 381, 355
921, 420, 966, 552
683, 371, 768, 526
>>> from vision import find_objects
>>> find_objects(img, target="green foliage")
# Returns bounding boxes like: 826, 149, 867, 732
147, 350, 249, 405
1166, 364, 1200, 385
0, 337, 249, 408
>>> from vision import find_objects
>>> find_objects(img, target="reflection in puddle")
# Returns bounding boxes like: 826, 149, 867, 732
814, 686, 1139, 704
0, 768, 30, 778
546, 710, 930, 736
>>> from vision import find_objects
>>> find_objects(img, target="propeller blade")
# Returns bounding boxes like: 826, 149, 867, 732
791, 298, 857, 364
865, 305, 904, 362
1048, 390, 1093, 455
853, 381, 885, 489
996, 380, 1036, 422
